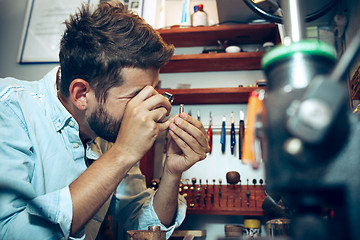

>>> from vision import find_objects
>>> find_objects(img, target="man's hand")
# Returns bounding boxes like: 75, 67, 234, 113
114, 86, 172, 163
152, 112, 209, 227
165, 112, 210, 177
69, 86, 172, 234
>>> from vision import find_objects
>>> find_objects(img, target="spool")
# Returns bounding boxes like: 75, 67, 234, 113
243, 219, 261, 238
224, 224, 243, 237
244, 219, 261, 228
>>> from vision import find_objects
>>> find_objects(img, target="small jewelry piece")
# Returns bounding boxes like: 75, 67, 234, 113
179, 104, 184, 114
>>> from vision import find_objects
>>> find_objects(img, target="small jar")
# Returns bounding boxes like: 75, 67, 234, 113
243, 219, 261, 238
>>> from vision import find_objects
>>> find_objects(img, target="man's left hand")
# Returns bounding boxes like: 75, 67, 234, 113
165, 113, 210, 177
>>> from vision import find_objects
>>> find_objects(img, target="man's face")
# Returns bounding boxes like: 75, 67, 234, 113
86, 67, 159, 143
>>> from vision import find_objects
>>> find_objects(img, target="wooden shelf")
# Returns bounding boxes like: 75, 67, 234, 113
157, 23, 280, 47
157, 24, 280, 73
157, 87, 262, 105
160, 52, 264, 73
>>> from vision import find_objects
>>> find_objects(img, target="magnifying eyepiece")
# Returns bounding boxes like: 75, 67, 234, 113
163, 92, 174, 104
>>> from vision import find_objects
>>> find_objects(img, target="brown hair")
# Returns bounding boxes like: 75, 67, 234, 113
59, 1, 174, 102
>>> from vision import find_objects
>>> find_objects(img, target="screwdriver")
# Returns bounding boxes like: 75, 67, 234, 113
220, 116, 226, 153
239, 110, 245, 160
230, 112, 236, 155
207, 112, 213, 154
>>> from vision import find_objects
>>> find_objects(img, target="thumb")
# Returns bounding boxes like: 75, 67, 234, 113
158, 120, 171, 132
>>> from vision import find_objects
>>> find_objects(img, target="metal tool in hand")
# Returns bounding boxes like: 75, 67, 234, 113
163, 92, 174, 104
179, 104, 184, 114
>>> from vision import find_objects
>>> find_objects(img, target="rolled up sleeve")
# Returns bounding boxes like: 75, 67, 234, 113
110, 163, 187, 239
137, 191, 187, 239
0, 177, 79, 239
26, 186, 77, 239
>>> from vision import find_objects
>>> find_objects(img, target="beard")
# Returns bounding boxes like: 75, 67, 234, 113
87, 104, 121, 143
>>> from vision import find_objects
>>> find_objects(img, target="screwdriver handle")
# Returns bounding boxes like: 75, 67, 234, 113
230, 122, 235, 155
239, 120, 244, 159
242, 91, 262, 163
207, 125, 213, 153
220, 120, 226, 153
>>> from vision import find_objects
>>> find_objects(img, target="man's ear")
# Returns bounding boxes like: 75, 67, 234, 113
69, 79, 91, 110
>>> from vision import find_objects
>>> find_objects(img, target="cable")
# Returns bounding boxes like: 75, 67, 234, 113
242, 0, 338, 24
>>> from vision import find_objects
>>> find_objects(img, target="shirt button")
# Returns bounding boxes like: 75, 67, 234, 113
73, 143, 80, 148
69, 121, 75, 127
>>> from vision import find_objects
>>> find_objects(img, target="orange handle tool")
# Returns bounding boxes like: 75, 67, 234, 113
241, 91, 263, 164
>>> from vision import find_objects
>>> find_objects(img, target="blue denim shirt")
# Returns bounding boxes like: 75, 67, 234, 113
0, 67, 186, 240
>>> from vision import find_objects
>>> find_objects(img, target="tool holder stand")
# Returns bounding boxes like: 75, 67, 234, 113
180, 184, 266, 216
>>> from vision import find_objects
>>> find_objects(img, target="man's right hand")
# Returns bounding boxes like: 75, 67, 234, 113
114, 85, 172, 163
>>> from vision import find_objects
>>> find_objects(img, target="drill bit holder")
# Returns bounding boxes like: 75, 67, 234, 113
179, 183, 266, 215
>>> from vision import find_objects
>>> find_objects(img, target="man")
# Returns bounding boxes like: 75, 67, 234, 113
0, 2, 209, 239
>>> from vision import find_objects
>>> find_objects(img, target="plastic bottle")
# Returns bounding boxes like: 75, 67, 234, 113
180, 0, 191, 27
192, 4, 208, 27
158, 0, 166, 29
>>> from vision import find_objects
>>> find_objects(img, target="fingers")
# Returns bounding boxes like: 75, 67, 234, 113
128, 85, 172, 123
158, 120, 171, 132
131, 86, 172, 114
179, 112, 207, 136
173, 114, 209, 150
151, 108, 170, 123
169, 114, 210, 158
168, 126, 207, 162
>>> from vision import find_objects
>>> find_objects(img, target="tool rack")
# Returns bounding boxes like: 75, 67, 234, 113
180, 184, 266, 216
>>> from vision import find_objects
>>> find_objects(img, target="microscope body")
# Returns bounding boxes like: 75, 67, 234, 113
261, 39, 360, 239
